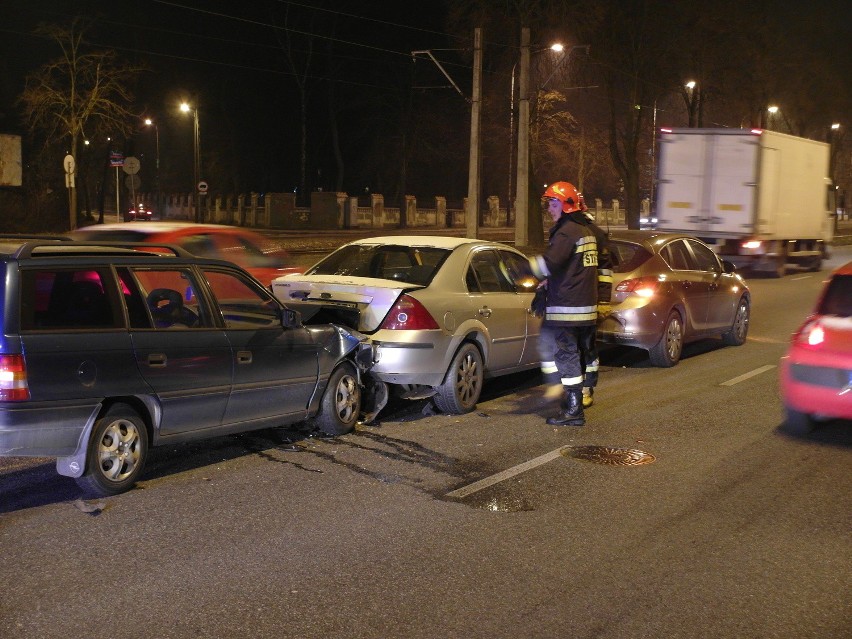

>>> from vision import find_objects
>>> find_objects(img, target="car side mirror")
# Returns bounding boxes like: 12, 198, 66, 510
721, 259, 737, 274
280, 306, 302, 329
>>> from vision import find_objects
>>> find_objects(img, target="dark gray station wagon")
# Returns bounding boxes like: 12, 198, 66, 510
0, 238, 373, 496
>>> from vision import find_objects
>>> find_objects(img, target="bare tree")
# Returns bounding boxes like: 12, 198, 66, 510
18, 18, 143, 230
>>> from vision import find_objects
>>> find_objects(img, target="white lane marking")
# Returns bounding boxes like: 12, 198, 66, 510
720, 364, 777, 386
445, 447, 567, 499
790, 275, 813, 281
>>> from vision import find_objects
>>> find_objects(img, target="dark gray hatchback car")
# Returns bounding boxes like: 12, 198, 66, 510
0, 237, 373, 496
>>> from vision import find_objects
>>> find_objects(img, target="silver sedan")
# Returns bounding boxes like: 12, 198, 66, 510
272, 236, 541, 414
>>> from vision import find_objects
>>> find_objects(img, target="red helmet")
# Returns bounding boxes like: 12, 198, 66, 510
542, 181, 581, 213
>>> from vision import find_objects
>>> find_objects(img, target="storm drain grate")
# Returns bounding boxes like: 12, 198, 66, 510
562, 445, 656, 466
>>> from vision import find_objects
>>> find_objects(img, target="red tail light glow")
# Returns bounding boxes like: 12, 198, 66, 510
797, 320, 825, 346
616, 276, 659, 298
0, 355, 31, 401
380, 294, 439, 330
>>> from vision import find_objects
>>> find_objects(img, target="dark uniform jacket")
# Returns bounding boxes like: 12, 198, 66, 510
529, 212, 598, 326
581, 217, 613, 306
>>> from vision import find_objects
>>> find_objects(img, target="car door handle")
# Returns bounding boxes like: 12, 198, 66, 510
236, 350, 253, 364
478, 307, 492, 318
147, 353, 167, 367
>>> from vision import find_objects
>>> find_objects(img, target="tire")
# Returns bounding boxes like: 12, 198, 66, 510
806, 255, 822, 272
784, 406, 816, 436
648, 311, 683, 367
310, 362, 361, 436
433, 342, 483, 414
722, 296, 750, 346
75, 404, 148, 497
769, 255, 785, 278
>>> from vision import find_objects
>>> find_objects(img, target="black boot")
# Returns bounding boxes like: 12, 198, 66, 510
546, 389, 585, 426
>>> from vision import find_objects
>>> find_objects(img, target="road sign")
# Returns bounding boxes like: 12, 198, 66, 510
123, 156, 140, 175
63, 154, 75, 174
198, 181, 208, 193
110, 151, 124, 167
125, 174, 142, 190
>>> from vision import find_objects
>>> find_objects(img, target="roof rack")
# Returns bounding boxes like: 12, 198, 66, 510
10, 240, 193, 260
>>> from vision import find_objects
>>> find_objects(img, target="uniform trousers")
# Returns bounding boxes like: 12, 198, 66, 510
538, 323, 597, 391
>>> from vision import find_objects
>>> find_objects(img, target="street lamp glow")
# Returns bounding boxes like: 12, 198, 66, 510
831, 123, 840, 130
180, 102, 191, 113
685, 80, 696, 90
767, 105, 779, 114
550, 43, 564, 52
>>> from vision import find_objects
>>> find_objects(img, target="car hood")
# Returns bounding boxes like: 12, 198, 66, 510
272, 274, 416, 332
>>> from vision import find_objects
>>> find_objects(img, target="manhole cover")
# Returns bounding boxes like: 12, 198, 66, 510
562, 445, 656, 466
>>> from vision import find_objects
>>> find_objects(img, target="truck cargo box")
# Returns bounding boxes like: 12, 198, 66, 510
655, 128, 834, 276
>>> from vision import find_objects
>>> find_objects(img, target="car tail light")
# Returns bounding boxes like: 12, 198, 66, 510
380, 294, 439, 330
795, 319, 825, 346
616, 276, 659, 298
0, 355, 31, 401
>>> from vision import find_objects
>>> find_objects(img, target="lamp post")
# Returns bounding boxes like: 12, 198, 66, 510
143, 118, 160, 215
514, 36, 589, 246
684, 80, 698, 127
508, 41, 563, 226
828, 123, 842, 230
180, 102, 200, 222
765, 105, 779, 130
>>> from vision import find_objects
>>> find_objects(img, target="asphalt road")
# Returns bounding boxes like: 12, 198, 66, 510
1, 248, 850, 639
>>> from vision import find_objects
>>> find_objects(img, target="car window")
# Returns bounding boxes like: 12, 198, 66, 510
179, 234, 218, 258
499, 250, 535, 289
609, 241, 652, 273
129, 268, 207, 330
819, 274, 852, 316
467, 250, 515, 293
203, 269, 282, 329
20, 268, 120, 330
686, 240, 720, 273
308, 244, 449, 282
660, 239, 694, 270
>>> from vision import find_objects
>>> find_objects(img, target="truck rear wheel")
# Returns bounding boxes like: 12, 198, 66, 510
770, 255, 785, 278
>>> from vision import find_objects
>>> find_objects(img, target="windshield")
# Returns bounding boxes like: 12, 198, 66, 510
818, 274, 852, 316
307, 243, 450, 285
609, 240, 653, 273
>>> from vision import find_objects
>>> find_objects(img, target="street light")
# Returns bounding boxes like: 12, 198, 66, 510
143, 118, 160, 214
765, 105, 779, 130
684, 80, 698, 127
508, 42, 564, 225
180, 102, 200, 222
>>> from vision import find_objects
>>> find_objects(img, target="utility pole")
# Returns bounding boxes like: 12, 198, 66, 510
466, 28, 482, 239
514, 28, 531, 247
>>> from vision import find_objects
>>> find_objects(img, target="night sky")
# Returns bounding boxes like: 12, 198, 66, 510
2, 1, 465, 199
3, 1, 851, 206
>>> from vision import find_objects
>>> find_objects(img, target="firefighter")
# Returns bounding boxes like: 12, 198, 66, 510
529, 181, 599, 426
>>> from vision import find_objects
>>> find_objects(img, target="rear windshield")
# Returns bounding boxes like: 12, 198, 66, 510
609, 240, 653, 273
307, 244, 450, 285
818, 274, 852, 316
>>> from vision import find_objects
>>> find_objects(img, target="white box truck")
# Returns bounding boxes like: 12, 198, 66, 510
655, 128, 835, 276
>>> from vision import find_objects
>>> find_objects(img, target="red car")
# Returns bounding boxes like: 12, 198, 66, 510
71, 222, 303, 285
779, 260, 852, 434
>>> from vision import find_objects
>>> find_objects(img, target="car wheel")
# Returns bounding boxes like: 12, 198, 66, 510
722, 296, 750, 346
310, 362, 361, 436
648, 311, 683, 367
433, 342, 483, 414
784, 406, 816, 436
75, 404, 148, 497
